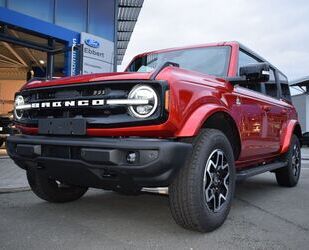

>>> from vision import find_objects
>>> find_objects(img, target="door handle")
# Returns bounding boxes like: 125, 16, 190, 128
262, 105, 271, 112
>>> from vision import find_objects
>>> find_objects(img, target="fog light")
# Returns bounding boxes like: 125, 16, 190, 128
126, 152, 137, 164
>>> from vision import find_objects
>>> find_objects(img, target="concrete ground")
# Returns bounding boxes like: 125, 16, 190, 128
0, 157, 29, 192
0, 159, 309, 249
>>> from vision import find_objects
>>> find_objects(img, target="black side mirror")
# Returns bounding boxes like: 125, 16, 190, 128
239, 62, 270, 82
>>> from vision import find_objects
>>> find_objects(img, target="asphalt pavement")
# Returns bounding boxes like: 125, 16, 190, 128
1, 147, 309, 249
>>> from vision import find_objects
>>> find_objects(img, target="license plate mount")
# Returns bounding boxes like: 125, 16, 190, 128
38, 118, 86, 135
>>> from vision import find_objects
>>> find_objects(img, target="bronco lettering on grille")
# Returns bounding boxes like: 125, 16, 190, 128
30, 99, 106, 109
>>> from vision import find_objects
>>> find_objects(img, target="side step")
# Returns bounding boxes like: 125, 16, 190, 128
236, 161, 287, 181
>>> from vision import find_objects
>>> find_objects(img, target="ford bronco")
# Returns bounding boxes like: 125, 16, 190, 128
7, 41, 302, 232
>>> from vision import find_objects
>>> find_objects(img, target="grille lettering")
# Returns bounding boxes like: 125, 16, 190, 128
31, 103, 40, 108
52, 101, 62, 107
64, 101, 76, 107
41, 102, 50, 108
92, 99, 105, 105
19, 98, 139, 110
78, 100, 89, 106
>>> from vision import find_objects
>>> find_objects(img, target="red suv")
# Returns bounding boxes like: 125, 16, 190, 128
7, 41, 302, 232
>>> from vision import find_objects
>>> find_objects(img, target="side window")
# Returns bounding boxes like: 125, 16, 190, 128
265, 84, 278, 98
264, 68, 278, 99
238, 50, 259, 70
279, 72, 291, 102
238, 50, 280, 99
238, 50, 262, 93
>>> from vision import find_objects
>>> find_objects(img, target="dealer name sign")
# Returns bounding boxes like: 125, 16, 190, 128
81, 32, 114, 74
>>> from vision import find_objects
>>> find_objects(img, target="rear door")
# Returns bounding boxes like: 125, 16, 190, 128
262, 71, 293, 151
259, 68, 284, 153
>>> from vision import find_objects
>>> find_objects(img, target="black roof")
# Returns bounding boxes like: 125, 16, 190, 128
238, 42, 287, 79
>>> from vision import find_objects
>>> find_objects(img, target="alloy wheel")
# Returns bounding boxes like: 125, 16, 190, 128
291, 144, 301, 177
203, 149, 230, 212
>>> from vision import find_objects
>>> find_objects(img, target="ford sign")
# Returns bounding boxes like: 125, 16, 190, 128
84, 38, 100, 48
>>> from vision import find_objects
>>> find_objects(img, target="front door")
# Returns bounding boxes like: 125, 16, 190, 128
231, 86, 278, 160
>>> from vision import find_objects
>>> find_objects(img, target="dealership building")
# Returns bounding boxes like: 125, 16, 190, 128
0, 0, 143, 116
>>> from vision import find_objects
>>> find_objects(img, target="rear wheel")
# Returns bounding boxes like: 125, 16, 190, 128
275, 135, 301, 187
169, 129, 235, 232
0, 138, 4, 148
27, 168, 88, 203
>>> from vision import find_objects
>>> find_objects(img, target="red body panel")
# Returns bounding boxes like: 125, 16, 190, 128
18, 41, 300, 168
22, 72, 153, 90
280, 119, 299, 154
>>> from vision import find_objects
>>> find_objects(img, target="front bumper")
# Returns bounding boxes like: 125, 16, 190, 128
7, 135, 192, 189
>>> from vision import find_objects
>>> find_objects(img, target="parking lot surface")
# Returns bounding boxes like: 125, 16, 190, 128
0, 158, 309, 250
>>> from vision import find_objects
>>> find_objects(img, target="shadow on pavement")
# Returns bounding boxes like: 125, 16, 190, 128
24, 173, 281, 233
1, 171, 308, 250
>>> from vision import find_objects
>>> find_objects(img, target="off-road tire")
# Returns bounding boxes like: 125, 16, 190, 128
275, 135, 301, 187
27, 168, 88, 203
169, 129, 235, 232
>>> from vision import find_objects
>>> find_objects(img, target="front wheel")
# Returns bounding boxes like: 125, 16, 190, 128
169, 129, 235, 232
275, 135, 301, 187
27, 168, 88, 203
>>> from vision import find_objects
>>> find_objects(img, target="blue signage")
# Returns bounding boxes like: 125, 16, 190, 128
84, 38, 100, 48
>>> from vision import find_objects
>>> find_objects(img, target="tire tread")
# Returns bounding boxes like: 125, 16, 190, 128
169, 129, 235, 232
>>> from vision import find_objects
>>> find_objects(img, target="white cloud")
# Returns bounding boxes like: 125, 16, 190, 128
119, 0, 309, 80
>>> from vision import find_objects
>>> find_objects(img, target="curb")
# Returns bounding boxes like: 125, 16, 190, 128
0, 187, 30, 194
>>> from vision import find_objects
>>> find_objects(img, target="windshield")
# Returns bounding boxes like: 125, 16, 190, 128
127, 46, 231, 77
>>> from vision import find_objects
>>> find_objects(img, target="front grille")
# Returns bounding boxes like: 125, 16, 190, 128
17, 80, 168, 128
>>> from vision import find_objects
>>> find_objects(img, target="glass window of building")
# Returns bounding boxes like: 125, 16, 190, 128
88, 0, 115, 40
7, 0, 54, 22
55, 0, 87, 32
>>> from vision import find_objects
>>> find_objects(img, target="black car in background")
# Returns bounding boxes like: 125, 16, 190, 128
0, 115, 12, 147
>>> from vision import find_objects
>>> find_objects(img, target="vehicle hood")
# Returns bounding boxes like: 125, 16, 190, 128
21, 72, 153, 90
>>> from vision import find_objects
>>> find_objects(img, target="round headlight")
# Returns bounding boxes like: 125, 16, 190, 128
128, 85, 158, 118
14, 95, 24, 120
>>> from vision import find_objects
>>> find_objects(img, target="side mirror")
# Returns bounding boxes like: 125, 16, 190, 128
239, 62, 270, 82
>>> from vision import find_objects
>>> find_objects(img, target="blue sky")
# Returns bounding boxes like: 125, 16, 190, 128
120, 0, 309, 86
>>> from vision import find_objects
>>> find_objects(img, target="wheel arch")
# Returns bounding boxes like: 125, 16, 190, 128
176, 104, 241, 161
201, 112, 241, 161
280, 120, 302, 153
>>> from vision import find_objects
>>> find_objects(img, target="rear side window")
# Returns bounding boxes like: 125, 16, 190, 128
279, 72, 291, 102
265, 83, 278, 98
281, 84, 291, 101
264, 68, 278, 99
